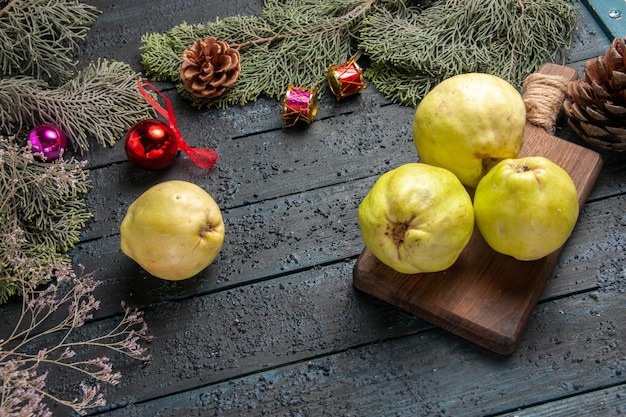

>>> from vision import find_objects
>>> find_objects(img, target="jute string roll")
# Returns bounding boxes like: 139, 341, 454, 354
522, 73, 569, 133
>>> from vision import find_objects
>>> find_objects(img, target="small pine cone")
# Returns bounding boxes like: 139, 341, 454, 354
563, 37, 626, 154
180, 36, 241, 99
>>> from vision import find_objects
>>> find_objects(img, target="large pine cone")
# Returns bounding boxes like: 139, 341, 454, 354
563, 37, 626, 153
180, 37, 241, 99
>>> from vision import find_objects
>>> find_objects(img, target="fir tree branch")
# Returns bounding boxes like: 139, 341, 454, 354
141, 0, 577, 108
0, 0, 20, 17
230, 0, 378, 50
0, 60, 156, 153
0, 0, 100, 84
0, 138, 91, 303
360, 0, 578, 106
142, 0, 389, 109
230, 32, 291, 51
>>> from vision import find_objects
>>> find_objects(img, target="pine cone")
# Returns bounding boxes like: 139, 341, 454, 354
563, 37, 626, 153
180, 37, 241, 99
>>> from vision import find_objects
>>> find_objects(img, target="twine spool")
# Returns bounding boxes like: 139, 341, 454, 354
522, 73, 569, 133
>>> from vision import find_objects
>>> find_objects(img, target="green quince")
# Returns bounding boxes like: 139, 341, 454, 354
358, 163, 474, 274
473, 156, 579, 261
413, 73, 526, 187
120, 180, 225, 280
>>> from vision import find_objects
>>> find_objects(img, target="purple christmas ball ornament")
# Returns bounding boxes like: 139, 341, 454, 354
27, 124, 68, 161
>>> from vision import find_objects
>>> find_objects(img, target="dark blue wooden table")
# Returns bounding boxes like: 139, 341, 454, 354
36, 1, 626, 415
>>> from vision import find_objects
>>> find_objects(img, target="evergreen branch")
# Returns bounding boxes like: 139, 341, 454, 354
0, 0, 100, 84
141, 0, 577, 109
230, 0, 378, 50
0, 0, 19, 16
0, 60, 156, 153
0, 138, 91, 303
140, 32, 186, 82
360, 0, 578, 106
141, 0, 389, 109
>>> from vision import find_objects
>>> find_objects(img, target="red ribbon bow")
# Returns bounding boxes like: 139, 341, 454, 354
137, 78, 219, 169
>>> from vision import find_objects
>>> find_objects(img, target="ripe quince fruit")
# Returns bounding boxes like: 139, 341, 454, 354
473, 156, 579, 261
120, 180, 225, 280
358, 163, 474, 274
413, 73, 526, 187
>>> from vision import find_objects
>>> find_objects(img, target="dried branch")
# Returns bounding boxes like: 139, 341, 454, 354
0, 267, 152, 416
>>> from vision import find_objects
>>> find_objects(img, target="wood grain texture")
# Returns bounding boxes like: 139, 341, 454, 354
500, 384, 626, 417
48, 194, 626, 412
98, 291, 626, 417
353, 64, 604, 355
21, 2, 623, 415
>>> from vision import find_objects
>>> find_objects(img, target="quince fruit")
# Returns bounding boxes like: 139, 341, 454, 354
358, 163, 474, 274
413, 73, 526, 187
120, 180, 225, 280
473, 156, 579, 261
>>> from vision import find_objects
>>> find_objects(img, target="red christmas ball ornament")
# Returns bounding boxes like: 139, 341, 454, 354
133, 79, 219, 170
27, 124, 67, 161
124, 119, 179, 170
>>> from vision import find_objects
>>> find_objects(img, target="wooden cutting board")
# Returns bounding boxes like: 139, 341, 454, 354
352, 63, 603, 355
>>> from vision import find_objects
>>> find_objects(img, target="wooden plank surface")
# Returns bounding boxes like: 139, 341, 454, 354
4, 1, 623, 416
98, 291, 626, 417
353, 64, 603, 355
582, 0, 626, 39
44, 189, 626, 413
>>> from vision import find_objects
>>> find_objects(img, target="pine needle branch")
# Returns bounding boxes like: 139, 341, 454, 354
0, 0, 100, 84
141, 0, 389, 108
141, 0, 577, 108
0, 60, 156, 153
0, 0, 19, 16
360, 0, 578, 106
0, 138, 91, 302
